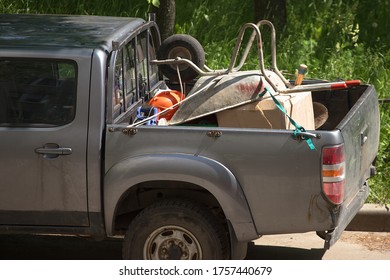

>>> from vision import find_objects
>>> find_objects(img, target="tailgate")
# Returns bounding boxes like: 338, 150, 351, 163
337, 85, 380, 203
325, 85, 380, 248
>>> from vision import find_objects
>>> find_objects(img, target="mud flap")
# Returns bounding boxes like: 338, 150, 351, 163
228, 220, 249, 260
323, 182, 369, 249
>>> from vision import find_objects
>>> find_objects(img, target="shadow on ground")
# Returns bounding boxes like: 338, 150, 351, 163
0, 235, 326, 260
245, 242, 326, 260
0, 235, 122, 260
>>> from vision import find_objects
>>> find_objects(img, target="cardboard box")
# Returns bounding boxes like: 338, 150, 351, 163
216, 91, 315, 130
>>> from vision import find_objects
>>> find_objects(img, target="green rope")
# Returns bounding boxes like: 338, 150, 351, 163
259, 87, 316, 150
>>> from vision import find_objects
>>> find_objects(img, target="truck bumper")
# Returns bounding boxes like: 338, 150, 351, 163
323, 182, 369, 249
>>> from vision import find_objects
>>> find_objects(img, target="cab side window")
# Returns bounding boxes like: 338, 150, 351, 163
0, 59, 77, 127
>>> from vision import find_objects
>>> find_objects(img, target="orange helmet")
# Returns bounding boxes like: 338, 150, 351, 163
149, 90, 185, 120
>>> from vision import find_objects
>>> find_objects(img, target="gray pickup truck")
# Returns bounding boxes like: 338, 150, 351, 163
0, 14, 380, 260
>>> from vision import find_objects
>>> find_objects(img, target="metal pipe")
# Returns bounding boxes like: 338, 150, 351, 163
225, 23, 280, 91
256, 20, 291, 88
278, 80, 361, 94
151, 57, 229, 76
230, 20, 291, 88
152, 21, 362, 94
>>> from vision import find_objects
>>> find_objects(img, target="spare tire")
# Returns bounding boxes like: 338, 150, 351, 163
157, 34, 205, 82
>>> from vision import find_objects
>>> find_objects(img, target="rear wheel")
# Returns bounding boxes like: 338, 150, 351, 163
122, 199, 229, 260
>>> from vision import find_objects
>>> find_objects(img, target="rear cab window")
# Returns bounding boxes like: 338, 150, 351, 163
108, 26, 160, 124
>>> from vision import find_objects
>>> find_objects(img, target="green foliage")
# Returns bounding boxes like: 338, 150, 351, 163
371, 106, 390, 204
147, 0, 160, 8
0, 0, 149, 17
2, 0, 389, 204
278, 1, 390, 205
173, 0, 254, 69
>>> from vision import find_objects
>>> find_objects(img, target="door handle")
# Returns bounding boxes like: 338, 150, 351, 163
35, 143, 72, 158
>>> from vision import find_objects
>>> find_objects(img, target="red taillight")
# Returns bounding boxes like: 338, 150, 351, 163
322, 144, 345, 205
322, 145, 345, 164
323, 182, 345, 204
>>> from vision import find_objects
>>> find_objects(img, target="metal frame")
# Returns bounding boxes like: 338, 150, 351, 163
151, 20, 361, 93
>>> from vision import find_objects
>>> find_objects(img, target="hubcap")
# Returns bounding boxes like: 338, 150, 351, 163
143, 225, 202, 260
168, 46, 192, 71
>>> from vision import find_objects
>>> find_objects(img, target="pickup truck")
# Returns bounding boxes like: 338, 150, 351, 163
0, 14, 380, 260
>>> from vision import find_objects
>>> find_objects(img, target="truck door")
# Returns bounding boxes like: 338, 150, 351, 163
0, 58, 89, 226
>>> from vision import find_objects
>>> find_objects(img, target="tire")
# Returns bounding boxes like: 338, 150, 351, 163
122, 199, 229, 260
157, 34, 205, 82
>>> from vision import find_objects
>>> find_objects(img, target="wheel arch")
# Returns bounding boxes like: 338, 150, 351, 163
104, 154, 258, 242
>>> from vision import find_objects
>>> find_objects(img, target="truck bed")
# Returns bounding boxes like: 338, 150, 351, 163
105, 83, 380, 248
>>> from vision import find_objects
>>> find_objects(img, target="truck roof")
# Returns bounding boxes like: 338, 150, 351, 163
0, 14, 145, 51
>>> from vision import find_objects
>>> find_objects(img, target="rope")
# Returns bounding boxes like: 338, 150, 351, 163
259, 87, 316, 150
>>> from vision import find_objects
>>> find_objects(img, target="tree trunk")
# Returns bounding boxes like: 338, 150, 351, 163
253, 0, 286, 30
152, 0, 176, 41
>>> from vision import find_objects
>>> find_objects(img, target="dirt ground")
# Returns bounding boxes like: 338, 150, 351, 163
340, 231, 390, 252
251, 230, 390, 260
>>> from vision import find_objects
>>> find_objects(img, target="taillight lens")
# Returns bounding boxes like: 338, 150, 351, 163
323, 181, 345, 205
322, 144, 345, 204
322, 145, 345, 164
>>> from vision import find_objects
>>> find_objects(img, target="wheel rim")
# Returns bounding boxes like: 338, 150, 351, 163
167, 46, 192, 71
143, 225, 202, 260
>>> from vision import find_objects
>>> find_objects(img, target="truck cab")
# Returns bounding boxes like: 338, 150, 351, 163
0, 14, 380, 260
0, 14, 162, 230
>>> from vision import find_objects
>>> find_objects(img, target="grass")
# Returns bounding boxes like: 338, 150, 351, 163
2, 0, 389, 204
